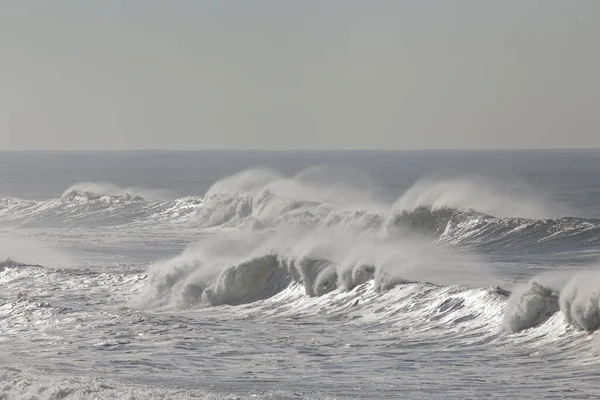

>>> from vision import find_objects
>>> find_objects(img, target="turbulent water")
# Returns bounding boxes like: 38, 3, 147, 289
2, 150, 600, 399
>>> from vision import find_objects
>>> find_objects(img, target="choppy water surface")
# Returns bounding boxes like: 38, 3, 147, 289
1, 150, 600, 399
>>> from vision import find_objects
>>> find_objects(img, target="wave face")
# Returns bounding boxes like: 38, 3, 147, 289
394, 207, 600, 251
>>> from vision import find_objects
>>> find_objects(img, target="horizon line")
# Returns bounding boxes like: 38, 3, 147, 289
1, 147, 599, 153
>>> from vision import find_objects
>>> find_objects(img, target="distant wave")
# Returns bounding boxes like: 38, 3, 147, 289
1, 170, 597, 259
0, 182, 203, 227
188, 168, 596, 250
392, 175, 568, 219
190, 166, 387, 230
61, 182, 173, 202
393, 206, 600, 249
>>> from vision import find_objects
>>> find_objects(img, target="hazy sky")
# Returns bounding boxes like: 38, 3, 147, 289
1, 1, 599, 150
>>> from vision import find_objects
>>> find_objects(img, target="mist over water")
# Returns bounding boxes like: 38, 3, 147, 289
2, 150, 600, 399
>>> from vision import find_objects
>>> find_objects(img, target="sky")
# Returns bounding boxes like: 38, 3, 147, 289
1, 0, 599, 150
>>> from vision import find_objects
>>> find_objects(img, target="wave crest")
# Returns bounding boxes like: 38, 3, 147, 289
61, 182, 171, 203
190, 167, 386, 231
503, 270, 600, 333
560, 271, 600, 331
0, 184, 201, 227
393, 175, 565, 219
503, 279, 561, 333
131, 223, 489, 311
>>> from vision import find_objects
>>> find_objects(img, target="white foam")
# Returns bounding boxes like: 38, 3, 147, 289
503, 275, 564, 333
190, 166, 387, 230
560, 270, 600, 331
132, 221, 491, 311
504, 269, 600, 333
0, 366, 234, 400
394, 175, 566, 219
61, 182, 173, 202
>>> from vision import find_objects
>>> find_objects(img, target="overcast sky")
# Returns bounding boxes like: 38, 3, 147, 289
1, 0, 599, 150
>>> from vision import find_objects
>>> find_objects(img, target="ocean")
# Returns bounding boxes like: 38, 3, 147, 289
1, 149, 600, 399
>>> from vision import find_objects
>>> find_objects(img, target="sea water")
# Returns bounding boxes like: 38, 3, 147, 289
1, 150, 600, 399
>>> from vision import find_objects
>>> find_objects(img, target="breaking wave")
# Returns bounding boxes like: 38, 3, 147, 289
130, 218, 491, 310
1, 171, 595, 249
393, 175, 567, 219
503, 269, 600, 333
61, 182, 173, 202
3, 168, 600, 335
503, 274, 563, 333
190, 166, 386, 230
0, 182, 203, 227
395, 207, 600, 250
128, 167, 600, 337
134, 237, 600, 335
130, 237, 508, 343
189, 168, 598, 249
